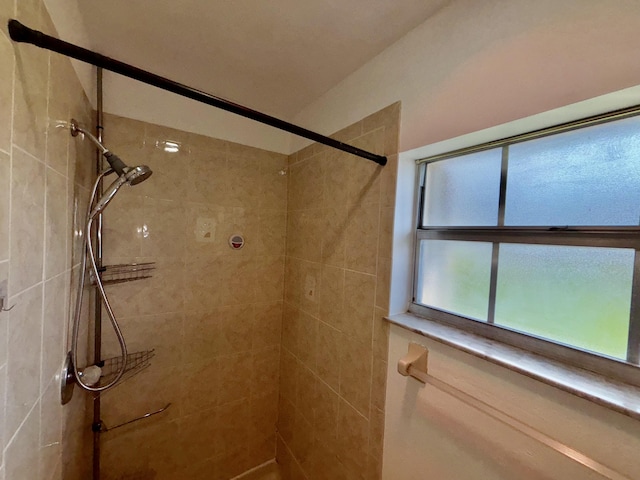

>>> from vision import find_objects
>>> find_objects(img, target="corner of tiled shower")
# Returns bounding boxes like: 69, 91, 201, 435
94, 101, 398, 480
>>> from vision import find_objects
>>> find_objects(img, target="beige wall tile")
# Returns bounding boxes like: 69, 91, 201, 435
252, 301, 283, 350
5, 399, 40, 480
186, 150, 228, 205
257, 210, 287, 256
0, 261, 6, 363
373, 308, 390, 361
180, 358, 220, 413
0, 0, 16, 31
347, 133, 384, 206
10, 148, 45, 294
338, 335, 372, 418
103, 114, 146, 152
102, 194, 145, 260
250, 391, 279, 441
141, 197, 187, 259
16, 0, 44, 29
261, 168, 288, 210
0, 364, 5, 466
41, 273, 67, 390
97, 112, 289, 478
279, 348, 299, 403
218, 352, 254, 405
318, 265, 344, 328
322, 151, 350, 211
45, 54, 71, 176
288, 155, 324, 211
142, 420, 183, 478
100, 424, 153, 480
0, 151, 9, 260
290, 409, 314, 469
68, 126, 94, 188
375, 257, 391, 312
331, 121, 363, 144
12, 40, 48, 160
249, 434, 277, 467
216, 398, 251, 455
216, 304, 254, 355
344, 201, 380, 275
371, 358, 387, 412
280, 103, 399, 480
319, 208, 347, 269
215, 449, 252, 480
341, 271, 375, 343
182, 310, 220, 364
0, 28, 13, 154
277, 396, 295, 445
178, 410, 220, 466
252, 345, 281, 397
295, 310, 318, 370
313, 380, 339, 446
39, 379, 63, 479
255, 255, 285, 303
295, 365, 317, 421
45, 167, 68, 279
316, 321, 341, 391
336, 399, 369, 476
5, 284, 42, 440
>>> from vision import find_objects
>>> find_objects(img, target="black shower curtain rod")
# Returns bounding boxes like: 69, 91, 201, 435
8, 19, 387, 166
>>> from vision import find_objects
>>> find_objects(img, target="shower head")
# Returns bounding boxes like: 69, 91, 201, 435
89, 165, 153, 218
125, 164, 153, 186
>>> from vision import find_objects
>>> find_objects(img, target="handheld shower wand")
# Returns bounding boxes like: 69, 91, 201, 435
62, 120, 153, 402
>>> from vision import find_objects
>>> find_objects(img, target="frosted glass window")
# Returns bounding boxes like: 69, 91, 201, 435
494, 244, 633, 359
416, 240, 493, 321
423, 149, 502, 226
505, 116, 640, 226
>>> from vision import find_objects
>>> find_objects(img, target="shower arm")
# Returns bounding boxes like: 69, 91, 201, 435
71, 121, 108, 155
8, 19, 387, 166
70, 120, 133, 178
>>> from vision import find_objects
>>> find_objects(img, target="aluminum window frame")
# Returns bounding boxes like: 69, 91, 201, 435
411, 105, 640, 387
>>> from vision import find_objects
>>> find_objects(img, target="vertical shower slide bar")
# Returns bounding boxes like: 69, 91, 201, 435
92, 66, 104, 480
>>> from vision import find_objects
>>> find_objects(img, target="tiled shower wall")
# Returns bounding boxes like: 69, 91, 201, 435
277, 103, 400, 479
1, 1, 95, 479
99, 113, 287, 479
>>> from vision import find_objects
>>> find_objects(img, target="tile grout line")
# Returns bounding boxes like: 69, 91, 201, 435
39, 50, 53, 454
2, 8, 19, 466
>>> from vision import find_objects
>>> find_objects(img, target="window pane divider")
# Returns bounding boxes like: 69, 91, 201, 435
487, 146, 509, 323
417, 228, 640, 249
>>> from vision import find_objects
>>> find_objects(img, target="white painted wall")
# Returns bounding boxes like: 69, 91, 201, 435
385, 325, 640, 480
383, 66, 640, 480
47, 0, 640, 155
292, 0, 640, 154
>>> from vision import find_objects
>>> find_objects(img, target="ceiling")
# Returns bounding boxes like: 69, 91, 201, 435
76, 0, 448, 118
